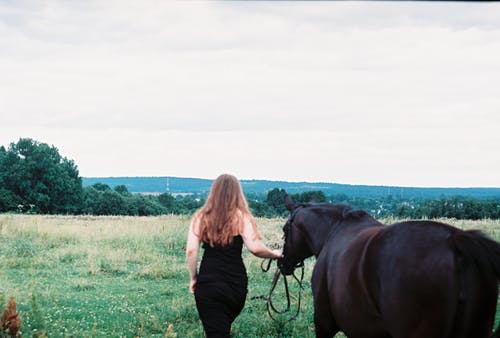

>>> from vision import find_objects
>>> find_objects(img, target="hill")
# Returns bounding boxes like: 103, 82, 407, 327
82, 176, 500, 200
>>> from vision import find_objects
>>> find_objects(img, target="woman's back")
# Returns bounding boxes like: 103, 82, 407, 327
195, 235, 248, 337
198, 235, 247, 286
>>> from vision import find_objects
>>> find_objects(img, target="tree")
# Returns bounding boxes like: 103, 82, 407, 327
95, 190, 128, 215
114, 185, 129, 195
266, 188, 288, 216
292, 191, 326, 204
0, 138, 83, 214
158, 192, 175, 211
129, 194, 167, 216
91, 183, 111, 192
172, 196, 203, 215
0, 147, 18, 211
249, 200, 275, 218
82, 186, 100, 214
0, 188, 19, 212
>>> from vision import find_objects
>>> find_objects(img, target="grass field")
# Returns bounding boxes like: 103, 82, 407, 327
0, 214, 499, 337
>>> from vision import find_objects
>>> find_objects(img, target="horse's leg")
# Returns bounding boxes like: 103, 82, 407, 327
312, 265, 339, 338
446, 271, 497, 338
313, 307, 337, 338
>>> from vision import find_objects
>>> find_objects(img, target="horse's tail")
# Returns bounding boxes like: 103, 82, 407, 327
448, 229, 500, 338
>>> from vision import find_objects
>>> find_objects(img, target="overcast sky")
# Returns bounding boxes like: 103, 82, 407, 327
1, 1, 499, 187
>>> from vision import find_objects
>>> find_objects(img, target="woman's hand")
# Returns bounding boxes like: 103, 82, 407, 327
189, 276, 197, 293
271, 249, 283, 259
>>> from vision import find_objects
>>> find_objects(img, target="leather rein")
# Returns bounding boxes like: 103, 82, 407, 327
253, 205, 306, 321
259, 257, 304, 321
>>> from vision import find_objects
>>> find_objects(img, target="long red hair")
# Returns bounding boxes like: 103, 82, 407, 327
194, 174, 260, 247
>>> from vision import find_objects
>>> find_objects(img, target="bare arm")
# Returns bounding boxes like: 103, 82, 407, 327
241, 216, 282, 259
186, 217, 201, 293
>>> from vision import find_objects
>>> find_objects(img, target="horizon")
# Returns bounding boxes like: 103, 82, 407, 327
81, 175, 500, 190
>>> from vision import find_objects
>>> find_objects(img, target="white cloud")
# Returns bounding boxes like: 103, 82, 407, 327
1, 1, 499, 186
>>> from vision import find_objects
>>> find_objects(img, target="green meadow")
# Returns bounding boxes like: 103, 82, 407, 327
1, 214, 499, 337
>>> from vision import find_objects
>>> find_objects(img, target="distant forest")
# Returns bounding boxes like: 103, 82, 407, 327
1, 138, 500, 219
82, 176, 500, 200
81, 177, 500, 220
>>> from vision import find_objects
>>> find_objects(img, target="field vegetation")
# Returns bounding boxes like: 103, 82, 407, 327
0, 214, 499, 337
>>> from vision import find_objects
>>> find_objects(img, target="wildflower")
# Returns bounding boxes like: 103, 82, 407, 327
164, 323, 177, 338
1, 297, 20, 337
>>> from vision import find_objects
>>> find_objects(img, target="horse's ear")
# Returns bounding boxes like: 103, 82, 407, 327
284, 194, 295, 211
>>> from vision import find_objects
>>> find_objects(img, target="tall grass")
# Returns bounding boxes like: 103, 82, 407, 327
0, 214, 499, 337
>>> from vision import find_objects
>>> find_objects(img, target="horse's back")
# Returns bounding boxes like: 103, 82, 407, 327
327, 220, 498, 338
375, 221, 497, 338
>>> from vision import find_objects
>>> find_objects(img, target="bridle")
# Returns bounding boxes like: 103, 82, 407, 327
253, 205, 306, 321
279, 205, 306, 273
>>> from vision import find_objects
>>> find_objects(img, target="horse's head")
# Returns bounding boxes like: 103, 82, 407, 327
279, 195, 373, 275
279, 195, 314, 275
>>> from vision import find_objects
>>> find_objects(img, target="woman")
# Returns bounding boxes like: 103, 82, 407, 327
186, 174, 282, 337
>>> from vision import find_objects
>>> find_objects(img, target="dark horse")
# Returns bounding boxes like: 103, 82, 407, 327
280, 195, 500, 338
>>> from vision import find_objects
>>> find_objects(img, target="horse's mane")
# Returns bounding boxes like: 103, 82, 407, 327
301, 203, 369, 221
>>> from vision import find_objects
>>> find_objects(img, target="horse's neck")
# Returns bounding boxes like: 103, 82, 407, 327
334, 220, 383, 250
303, 217, 337, 257
306, 218, 380, 257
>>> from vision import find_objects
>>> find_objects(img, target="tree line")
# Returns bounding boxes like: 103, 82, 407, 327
248, 188, 500, 220
0, 139, 205, 216
1, 138, 499, 219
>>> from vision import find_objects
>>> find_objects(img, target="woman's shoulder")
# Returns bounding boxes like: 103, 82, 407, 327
235, 210, 252, 232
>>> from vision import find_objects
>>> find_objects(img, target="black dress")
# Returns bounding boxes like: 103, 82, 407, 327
194, 235, 248, 338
